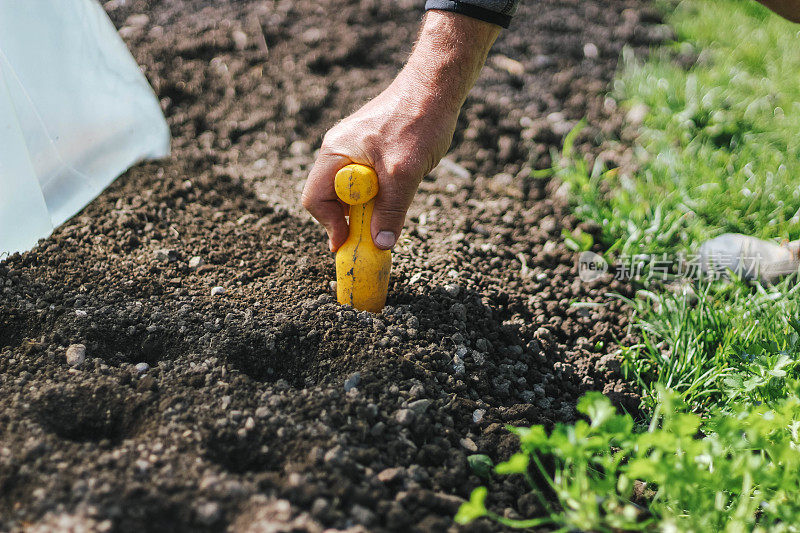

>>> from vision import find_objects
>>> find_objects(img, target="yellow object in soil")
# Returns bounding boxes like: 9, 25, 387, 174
334, 164, 391, 313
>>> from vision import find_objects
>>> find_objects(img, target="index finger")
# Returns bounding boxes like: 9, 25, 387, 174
302, 153, 352, 251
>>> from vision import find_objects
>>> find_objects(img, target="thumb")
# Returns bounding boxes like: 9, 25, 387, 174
370, 183, 413, 251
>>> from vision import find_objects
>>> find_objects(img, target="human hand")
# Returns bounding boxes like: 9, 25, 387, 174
301, 10, 500, 252
302, 72, 459, 251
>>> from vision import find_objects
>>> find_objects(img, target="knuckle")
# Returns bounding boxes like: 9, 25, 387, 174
375, 201, 407, 220
300, 189, 320, 214
300, 192, 313, 212
384, 159, 409, 178
321, 127, 345, 150
384, 157, 420, 181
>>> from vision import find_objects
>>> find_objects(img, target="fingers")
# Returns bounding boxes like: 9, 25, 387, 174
302, 153, 351, 252
370, 167, 417, 251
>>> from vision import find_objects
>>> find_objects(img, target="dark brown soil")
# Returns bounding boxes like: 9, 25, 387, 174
0, 1, 666, 531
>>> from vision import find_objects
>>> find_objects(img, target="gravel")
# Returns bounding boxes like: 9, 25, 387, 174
65, 344, 86, 367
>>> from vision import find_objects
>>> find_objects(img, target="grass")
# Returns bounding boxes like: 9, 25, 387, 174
458, 0, 800, 529
556, 0, 800, 412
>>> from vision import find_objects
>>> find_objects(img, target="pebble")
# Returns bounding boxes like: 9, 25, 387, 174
534, 327, 553, 346
460, 437, 478, 452
409, 383, 425, 399
343, 372, 361, 392
125, 13, 150, 28
231, 30, 248, 50
195, 501, 221, 526
452, 355, 466, 376
154, 248, 176, 263
351, 504, 376, 526
324, 445, 345, 464
74, 309, 87, 318
472, 409, 486, 423
395, 409, 415, 426
134, 362, 150, 375
475, 338, 491, 352
329, 280, 337, 292
311, 497, 329, 515
491, 54, 525, 77
210, 286, 226, 296
377, 467, 402, 483
65, 344, 86, 367
583, 42, 599, 59
408, 399, 431, 416
289, 140, 311, 156
188, 256, 204, 269
444, 284, 461, 298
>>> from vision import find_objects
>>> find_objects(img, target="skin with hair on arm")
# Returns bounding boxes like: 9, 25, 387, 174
301, 10, 501, 252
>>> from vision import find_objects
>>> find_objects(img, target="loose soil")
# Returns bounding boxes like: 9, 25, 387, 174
0, 1, 666, 531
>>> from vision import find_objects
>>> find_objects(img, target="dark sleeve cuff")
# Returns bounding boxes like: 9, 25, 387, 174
425, 0, 513, 28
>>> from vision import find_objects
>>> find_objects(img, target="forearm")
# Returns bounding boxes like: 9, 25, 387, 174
394, 11, 500, 115
757, 0, 800, 22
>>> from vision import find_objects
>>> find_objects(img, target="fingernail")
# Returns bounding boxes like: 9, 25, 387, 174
374, 231, 396, 250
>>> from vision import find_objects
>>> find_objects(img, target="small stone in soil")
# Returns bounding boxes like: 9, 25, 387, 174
395, 409, 415, 426
408, 399, 431, 416
343, 372, 360, 392
211, 286, 226, 296
452, 355, 466, 375
135, 362, 150, 375
154, 248, 176, 263
65, 344, 86, 367
444, 284, 461, 298
472, 409, 486, 423
195, 501, 221, 526
459, 437, 478, 452
231, 30, 248, 51
351, 504, 375, 526
324, 445, 345, 464
377, 467, 402, 483
188, 256, 204, 269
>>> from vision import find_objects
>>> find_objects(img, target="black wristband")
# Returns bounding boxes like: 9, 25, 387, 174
425, 0, 513, 28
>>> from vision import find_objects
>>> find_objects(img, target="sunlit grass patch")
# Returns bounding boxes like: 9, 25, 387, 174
555, 0, 800, 411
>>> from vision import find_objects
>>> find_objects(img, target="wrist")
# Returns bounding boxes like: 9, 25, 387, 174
397, 10, 500, 114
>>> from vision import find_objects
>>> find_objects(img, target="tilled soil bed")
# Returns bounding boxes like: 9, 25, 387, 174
0, 1, 666, 531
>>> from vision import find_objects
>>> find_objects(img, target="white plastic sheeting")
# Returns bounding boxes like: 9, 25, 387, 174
0, 0, 170, 257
